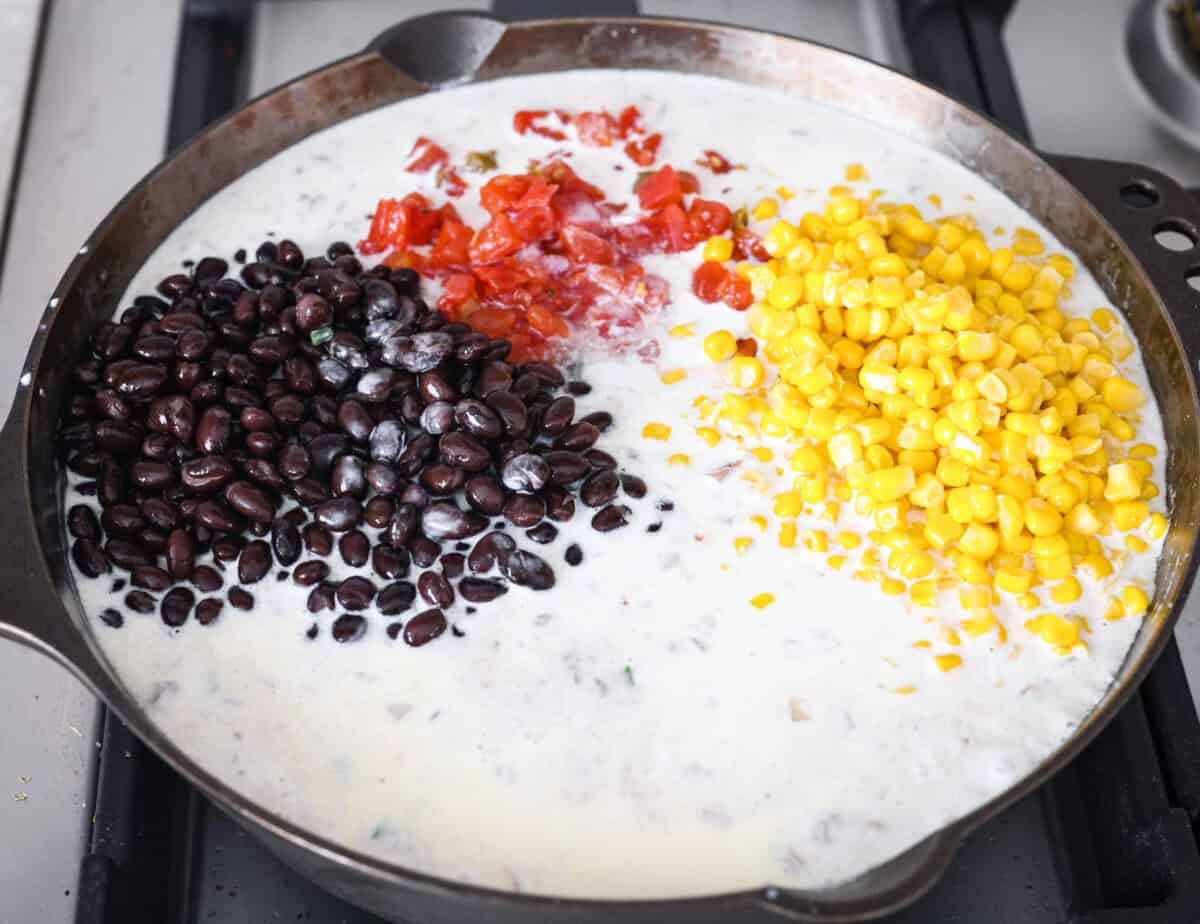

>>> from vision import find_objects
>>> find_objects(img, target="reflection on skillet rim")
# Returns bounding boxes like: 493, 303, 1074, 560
2, 13, 1199, 923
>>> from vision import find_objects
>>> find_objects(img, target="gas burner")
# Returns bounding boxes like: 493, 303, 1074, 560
1127, 0, 1200, 148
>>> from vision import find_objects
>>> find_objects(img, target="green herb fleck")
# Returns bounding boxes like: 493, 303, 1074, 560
731, 206, 750, 231
623, 664, 635, 686
310, 326, 333, 347
465, 150, 499, 174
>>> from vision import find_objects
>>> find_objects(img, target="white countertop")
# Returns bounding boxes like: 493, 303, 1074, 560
1, 2, 1199, 923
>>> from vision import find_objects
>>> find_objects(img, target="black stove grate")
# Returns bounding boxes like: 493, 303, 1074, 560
74, 2, 1200, 922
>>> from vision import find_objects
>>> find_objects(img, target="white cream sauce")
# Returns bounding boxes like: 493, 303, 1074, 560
67, 71, 1167, 899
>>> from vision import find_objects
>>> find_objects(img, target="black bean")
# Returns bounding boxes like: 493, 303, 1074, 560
564, 543, 583, 566
591, 504, 631, 532
363, 463, 397, 497
336, 400, 372, 442
139, 497, 178, 531
363, 278, 400, 320
418, 571, 454, 607
619, 473, 647, 499
364, 496, 394, 529
523, 361, 565, 387
161, 587, 195, 627
454, 398, 503, 439
106, 539, 153, 571
331, 455, 367, 498
278, 443, 311, 481
419, 401, 455, 435
196, 598, 223, 626
132, 335, 176, 363
339, 530, 369, 567
542, 395, 575, 435
485, 390, 528, 435
554, 421, 600, 452
458, 577, 508, 603
464, 476, 505, 515
307, 582, 337, 613
467, 531, 516, 574
403, 608, 447, 646
543, 485, 576, 522
367, 420, 407, 462
526, 522, 558, 544
501, 549, 556, 590
544, 450, 590, 485
195, 406, 233, 454
181, 455, 235, 493
372, 544, 410, 580
656, 499, 675, 512
356, 368, 395, 402
294, 560, 330, 586
212, 535, 243, 562
400, 483, 429, 508
585, 448, 617, 470
97, 608, 124, 629
500, 453, 550, 492
243, 458, 287, 492
99, 460, 125, 506
503, 493, 545, 528
420, 463, 465, 496
386, 504, 419, 548
94, 390, 132, 422
225, 480, 275, 523
270, 517, 302, 565
132, 564, 172, 590
394, 331, 453, 373
298, 523, 330, 557
441, 552, 465, 580
421, 502, 487, 541
332, 613, 367, 643
94, 421, 140, 455
580, 410, 613, 432
410, 536, 440, 568
580, 469, 620, 507
191, 565, 223, 593
125, 590, 156, 613
377, 581, 417, 615
238, 540, 272, 584
227, 586, 254, 610
314, 497, 361, 531
101, 504, 143, 537
67, 505, 101, 541
292, 477, 329, 507
336, 576, 376, 611
193, 500, 240, 533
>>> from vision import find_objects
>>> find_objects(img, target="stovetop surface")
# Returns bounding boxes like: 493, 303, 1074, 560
13, 1, 1200, 923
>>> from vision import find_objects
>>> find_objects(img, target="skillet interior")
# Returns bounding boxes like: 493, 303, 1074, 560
4, 13, 1200, 922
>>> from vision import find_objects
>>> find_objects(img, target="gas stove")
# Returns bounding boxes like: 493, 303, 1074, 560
4, 2, 1200, 922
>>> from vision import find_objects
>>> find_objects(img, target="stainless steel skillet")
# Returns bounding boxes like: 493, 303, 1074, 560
1, 12, 1200, 923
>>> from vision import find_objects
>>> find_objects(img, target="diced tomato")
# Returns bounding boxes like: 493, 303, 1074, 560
469, 307, 518, 339
623, 133, 662, 167
717, 271, 753, 310
691, 261, 727, 303
575, 111, 618, 147
537, 160, 605, 200
687, 198, 732, 239
403, 194, 443, 246
733, 227, 770, 261
506, 331, 535, 364
637, 165, 683, 211
406, 137, 449, 173
677, 170, 700, 195
469, 212, 522, 263
617, 105, 642, 137
513, 205, 557, 243
513, 110, 568, 141
696, 149, 736, 174
480, 175, 530, 215
438, 167, 467, 198
429, 221, 473, 268
513, 176, 558, 210
527, 303, 570, 338
561, 225, 615, 265
439, 273, 476, 313
359, 198, 407, 254
646, 203, 693, 252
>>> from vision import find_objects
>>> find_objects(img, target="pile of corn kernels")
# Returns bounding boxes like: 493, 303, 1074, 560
645, 164, 1166, 667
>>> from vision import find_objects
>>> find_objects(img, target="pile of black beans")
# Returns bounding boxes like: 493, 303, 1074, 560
60, 237, 649, 646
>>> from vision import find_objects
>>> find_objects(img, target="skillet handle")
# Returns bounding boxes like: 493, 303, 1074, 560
0, 395, 113, 694
367, 10, 507, 87
1046, 155, 1200, 359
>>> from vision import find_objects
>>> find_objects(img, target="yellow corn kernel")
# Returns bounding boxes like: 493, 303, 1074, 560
752, 197, 779, 221
909, 580, 936, 607
898, 550, 935, 580
955, 553, 991, 585
720, 393, 752, 421
1146, 513, 1168, 540
669, 322, 695, 338
1080, 553, 1113, 580
767, 274, 805, 310
726, 356, 765, 389
1017, 592, 1040, 611
880, 576, 905, 595
1034, 554, 1072, 580
1101, 377, 1144, 413
934, 653, 963, 673
1024, 498, 1063, 536
995, 565, 1034, 594
734, 536, 754, 556
773, 491, 804, 518
1112, 500, 1149, 531
642, 422, 671, 441
702, 235, 734, 263
695, 426, 721, 447
704, 330, 738, 362
1105, 598, 1127, 621
750, 592, 776, 609
800, 529, 829, 553
668, 453, 690, 466
844, 162, 867, 181
827, 195, 861, 225
1121, 585, 1149, 616
1126, 535, 1149, 553
1105, 463, 1143, 502
1025, 612, 1083, 653
924, 512, 965, 549
778, 522, 798, 549
826, 554, 847, 570
960, 523, 1000, 560
660, 368, 688, 385
867, 465, 916, 502
1050, 576, 1082, 604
